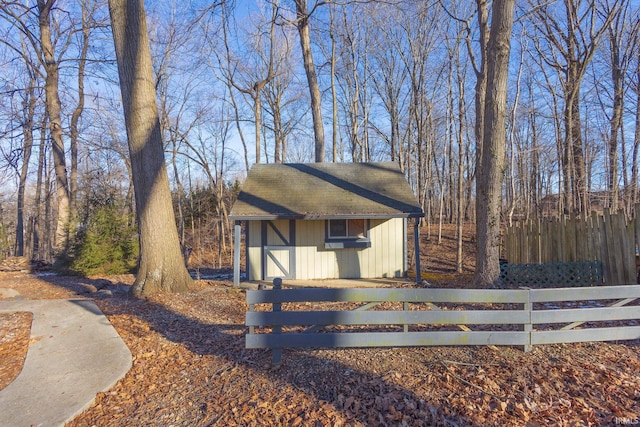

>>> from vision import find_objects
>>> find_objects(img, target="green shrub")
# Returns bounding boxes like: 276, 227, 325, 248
70, 203, 138, 276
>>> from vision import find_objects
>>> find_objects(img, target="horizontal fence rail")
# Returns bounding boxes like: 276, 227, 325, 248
245, 281, 640, 365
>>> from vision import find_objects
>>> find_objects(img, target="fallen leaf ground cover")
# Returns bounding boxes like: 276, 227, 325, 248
0, 224, 639, 426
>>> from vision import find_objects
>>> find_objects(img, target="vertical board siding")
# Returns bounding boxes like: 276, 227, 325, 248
249, 218, 406, 280
247, 221, 262, 281
504, 208, 640, 285
295, 218, 404, 280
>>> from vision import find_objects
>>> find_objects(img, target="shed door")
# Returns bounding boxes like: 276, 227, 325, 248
262, 220, 295, 280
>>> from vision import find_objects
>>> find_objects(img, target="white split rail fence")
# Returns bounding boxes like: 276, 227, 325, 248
245, 280, 640, 365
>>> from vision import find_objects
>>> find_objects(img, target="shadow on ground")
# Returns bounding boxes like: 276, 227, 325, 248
35, 274, 472, 426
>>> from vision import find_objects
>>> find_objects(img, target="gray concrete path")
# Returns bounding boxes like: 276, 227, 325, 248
0, 298, 132, 427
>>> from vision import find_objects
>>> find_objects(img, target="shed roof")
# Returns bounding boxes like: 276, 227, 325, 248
229, 162, 424, 220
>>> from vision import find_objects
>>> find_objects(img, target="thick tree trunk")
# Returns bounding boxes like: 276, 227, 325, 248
108, 0, 192, 296
473, 0, 489, 231
294, 0, 325, 162
474, 0, 515, 287
37, 0, 70, 255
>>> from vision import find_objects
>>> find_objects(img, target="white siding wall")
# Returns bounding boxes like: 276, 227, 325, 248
247, 221, 262, 281
295, 218, 405, 280
246, 218, 406, 280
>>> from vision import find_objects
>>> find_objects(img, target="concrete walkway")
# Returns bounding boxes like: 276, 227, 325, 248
0, 298, 132, 427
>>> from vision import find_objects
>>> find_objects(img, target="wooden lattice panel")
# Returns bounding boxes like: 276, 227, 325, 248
500, 261, 604, 287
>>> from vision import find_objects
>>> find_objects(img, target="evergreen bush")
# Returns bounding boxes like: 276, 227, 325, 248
70, 203, 138, 276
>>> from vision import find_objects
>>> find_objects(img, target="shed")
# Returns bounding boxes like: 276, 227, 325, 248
229, 162, 424, 286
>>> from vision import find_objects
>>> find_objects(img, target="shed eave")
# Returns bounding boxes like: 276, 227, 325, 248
229, 212, 424, 221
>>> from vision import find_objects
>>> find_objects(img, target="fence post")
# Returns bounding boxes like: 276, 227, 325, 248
272, 278, 283, 367
522, 287, 532, 352
414, 218, 422, 284
248, 303, 255, 335
403, 302, 409, 333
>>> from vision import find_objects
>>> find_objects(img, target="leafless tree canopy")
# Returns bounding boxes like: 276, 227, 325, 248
0, 0, 639, 283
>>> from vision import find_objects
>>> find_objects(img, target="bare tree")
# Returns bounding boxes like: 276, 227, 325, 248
293, 0, 325, 162
444, 13, 469, 273
631, 15, 640, 210
68, 0, 96, 222
335, 6, 365, 161
108, 0, 192, 296
1, 0, 73, 254
442, 0, 489, 243
34, 0, 73, 254
1, 1, 106, 259
329, 2, 340, 162
368, 5, 409, 164
237, 2, 279, 164
531, 0, 621, 213
262, 30, 304, 164
602, 0, 637, 211
474, 0, 515, 287
470, 0, 490, 226
0, 36, 42, 258
206, 1, 251, 172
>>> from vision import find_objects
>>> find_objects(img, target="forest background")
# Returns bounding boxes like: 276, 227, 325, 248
0, 0, 639, 278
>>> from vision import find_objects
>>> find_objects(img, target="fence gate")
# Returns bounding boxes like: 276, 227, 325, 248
262, 220, 295, 280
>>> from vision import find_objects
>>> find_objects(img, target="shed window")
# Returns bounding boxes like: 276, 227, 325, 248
325, 219, 370, 249
329, 219, 366, 239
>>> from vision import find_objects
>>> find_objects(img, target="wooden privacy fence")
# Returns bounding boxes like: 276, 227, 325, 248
504, 210, 639, 285
245, 280, 640, 365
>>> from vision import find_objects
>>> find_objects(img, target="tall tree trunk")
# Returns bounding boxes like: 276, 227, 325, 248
633, 64, 640, 210
473, 0, 489, 231
69, 0, 93, 222
569, 85, 588, 213
474, 0, 515, 287
43, 152, 53, 264
108, 0, 192, 296
16, 78, 37, 257
607, 7, 627, 211
170, 137, 186, 258
31, 114, 49, 261
254, 93, 262, 163
456, 55, 466, 274
330, 3, 338, 162
294, 0, 325, 162
273, 99, 283, 163
37, 0, 70, 256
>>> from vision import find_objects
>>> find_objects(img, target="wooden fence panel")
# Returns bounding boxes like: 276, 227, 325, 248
246, 331, 531, 349
246, 284, 640, 364
246, 309, 530, 327
531, 327, 640, 345
504, 210, 638, 285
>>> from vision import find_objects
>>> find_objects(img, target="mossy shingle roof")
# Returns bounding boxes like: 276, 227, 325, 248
229, 162, 423, 220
